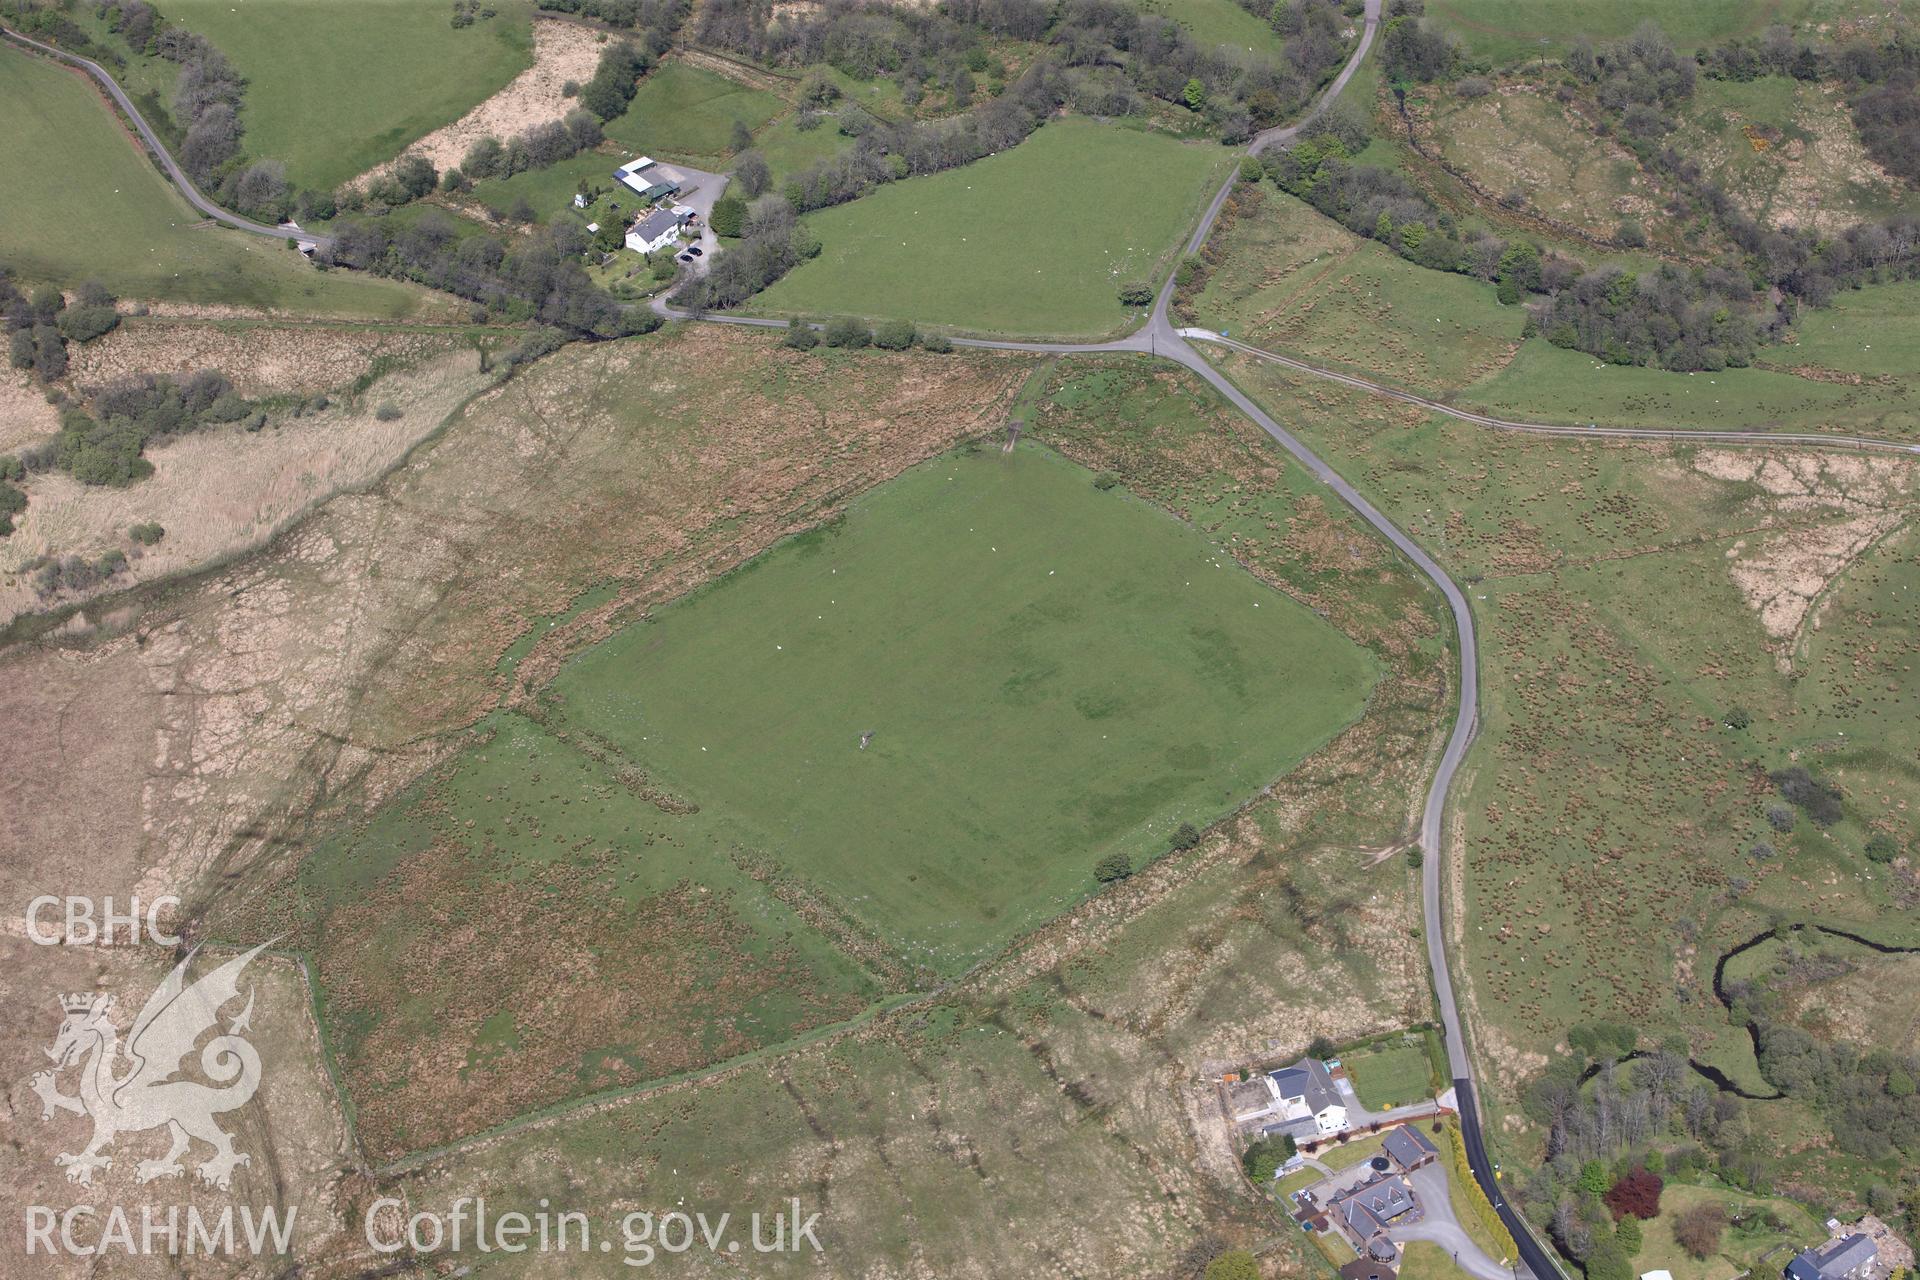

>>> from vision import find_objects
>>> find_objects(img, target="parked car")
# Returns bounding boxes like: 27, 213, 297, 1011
676, 253, 693, 263
688, 245, 703, 257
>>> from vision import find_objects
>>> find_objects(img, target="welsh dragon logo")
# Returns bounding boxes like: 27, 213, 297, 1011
29, 942, 271, 1190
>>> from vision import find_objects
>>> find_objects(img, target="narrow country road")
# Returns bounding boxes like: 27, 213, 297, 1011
0, 25, 331, 248
1187, 330, 1920, 455
27, 11, 1907, 1277
0, 10, 1557, 1277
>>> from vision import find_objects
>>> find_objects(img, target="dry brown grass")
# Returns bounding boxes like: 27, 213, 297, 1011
1677, 81, 1908, 237
0, 350, 490, 624
0, 335, 1441, 1278
1432, 82, 1660, 234
0, 367, 59, 455
352, 18, 604, 187
66, 318, 465, 397
1692, 449, 1914, 665
0, 940, 360, 1279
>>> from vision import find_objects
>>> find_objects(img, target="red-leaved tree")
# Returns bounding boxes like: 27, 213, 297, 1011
1603, 1167, 1664, 1221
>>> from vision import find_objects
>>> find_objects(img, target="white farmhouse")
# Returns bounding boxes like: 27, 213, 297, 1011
626, 207, 684, 256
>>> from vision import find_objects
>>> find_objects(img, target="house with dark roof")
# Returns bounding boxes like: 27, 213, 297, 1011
1338, 1176, 1416, 1239
1341, 1259, 1398, 1280
1787, 1236, 1878, 1280
1382, 1124, 1439, 1172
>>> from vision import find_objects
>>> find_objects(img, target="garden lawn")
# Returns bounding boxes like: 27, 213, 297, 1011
756, 118, 1232, 337
1398, 1242, 1478, 1280
1637, 1183, 1821, 1280
161, 0, 537, 191
1313, 1130, 1390, 1170
0, 45, 433, 316
548, 443, 1379, 976
1344, 1040, 1436, 1110
602, 61, 784, 162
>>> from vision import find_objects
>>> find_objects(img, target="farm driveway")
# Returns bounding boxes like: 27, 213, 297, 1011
1394, 1162, 1512, 1280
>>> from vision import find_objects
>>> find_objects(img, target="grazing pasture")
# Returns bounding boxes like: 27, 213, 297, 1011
1460, 341, 1920, 441
1424, 0, 1818, 64
328, 353, 1446, 1277
1223, 351, 1920, 1193
0, 45, 435, 315
159, 0, 537, 190
601, 61, 784, 162
253, 336, 1395, 1161
1761, 279, 1920, 379
548, 443, 1379, 977
752, 109, 859, 185
756, 119, 1231, 337
1671, 77, 1918, 238
1191, 185, 1523, 390
1130, 0, 1289, 56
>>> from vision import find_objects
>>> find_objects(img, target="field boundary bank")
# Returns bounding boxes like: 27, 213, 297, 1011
1190, 331, 1920, 455
1389, 89, 1641, 258
0, 352, 504, 648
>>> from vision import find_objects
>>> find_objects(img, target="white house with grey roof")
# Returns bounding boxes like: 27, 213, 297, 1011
1229, 1056, 1350, 1139
626, 207, 686, 256
1268, 1057, 1350, 1135
1787, 1236, 1879, 1280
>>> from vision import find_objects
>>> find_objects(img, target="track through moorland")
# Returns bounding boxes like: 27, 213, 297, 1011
19, 9, 1920, 1276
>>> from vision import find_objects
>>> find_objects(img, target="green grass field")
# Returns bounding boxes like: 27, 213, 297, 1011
548, 443, 1378, 975
240, 338, 1447, 1272
1671, 78, 1919, 239
753, 110, 858, 184
1193, 186, 1524, 390
1762, 280, 1920, 378
603, 61, 784, 163
1460, 340, 1920, 440
284, 391, 1387, 1156
1637, 1183, 1821, 1280
1221, 349, 1920, 1204
1426, 0, 1817, 64
157, 0, 536, 190
465, 150, 613, 222
1130, 0, 1287, 56
0, 45, 435, 315
1344, 1040, 1436, 1109
757, 119, 1232, 337
1399, 1242, 1478, 1280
